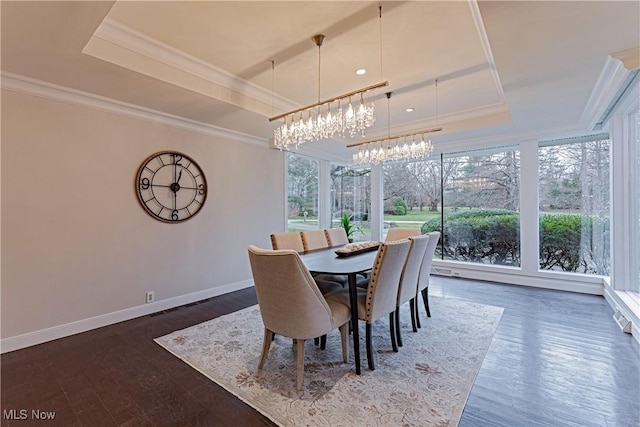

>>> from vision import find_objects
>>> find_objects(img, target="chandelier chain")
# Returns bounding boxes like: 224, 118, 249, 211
436, 78, 439, 127
379, 5, 384, 82
317, 39, 321, 103
271, 60, 275, 116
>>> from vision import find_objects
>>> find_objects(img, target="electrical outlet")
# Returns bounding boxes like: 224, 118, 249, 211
146, 291, 155, 303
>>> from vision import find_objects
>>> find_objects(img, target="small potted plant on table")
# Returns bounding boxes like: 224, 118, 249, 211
341, 213, 362, 243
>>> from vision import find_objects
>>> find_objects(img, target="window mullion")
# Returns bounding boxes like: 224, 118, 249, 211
520, 140, 539, 274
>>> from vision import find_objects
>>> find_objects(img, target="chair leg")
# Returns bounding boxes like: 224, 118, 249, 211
395, 308, 403, 348
339, 323, 349, 363
410, 298, 418, 332
422, 287, 431, 317
314, 337, 319, 345
320, 334, 327, 350
258, 328, 273, 370
395, 307, 402, 347
389, 313, 398, 353
295, 338, 305, 391
366, 323, 375, 371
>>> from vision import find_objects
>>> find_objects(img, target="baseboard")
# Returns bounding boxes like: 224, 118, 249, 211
603, 284, 640, 346
0, 279, 254, 354
430, 261, 604, 295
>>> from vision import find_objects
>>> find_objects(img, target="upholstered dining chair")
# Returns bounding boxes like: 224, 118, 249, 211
385, 227, 421, 241
394, 234, 430, 347
248, 245, 351, 391
415, 231, 440, 327
301, 229, 330, 251
324, 228, 349, 247
270, 231, 340, 294
270, 231, 305, 253
325, 227, 373, 285
302, 228, 369, 289
326, 239, 411, 370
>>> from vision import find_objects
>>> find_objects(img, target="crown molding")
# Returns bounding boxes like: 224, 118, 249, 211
468, 0, 506, 104
0, 72, 269, 147
88, 18, 299, 114
580, 55, 634, 130
612, 47, 640, 71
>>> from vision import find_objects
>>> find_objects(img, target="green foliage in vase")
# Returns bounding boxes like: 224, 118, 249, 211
341, 213, 362, 240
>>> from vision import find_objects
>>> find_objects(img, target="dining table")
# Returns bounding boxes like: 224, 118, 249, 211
299, 244, 379, 375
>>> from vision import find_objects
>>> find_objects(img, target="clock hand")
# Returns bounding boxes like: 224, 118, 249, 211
177, 169, 183, 184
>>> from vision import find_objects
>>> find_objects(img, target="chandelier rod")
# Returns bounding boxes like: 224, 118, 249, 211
346, 127, 443, 148
313, 34, 324, 103
268, 80, 389, 122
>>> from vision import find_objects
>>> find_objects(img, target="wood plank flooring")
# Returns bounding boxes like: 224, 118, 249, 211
2, 278, 638, 426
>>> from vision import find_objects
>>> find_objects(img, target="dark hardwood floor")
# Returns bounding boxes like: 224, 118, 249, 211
2, 277, 638, 426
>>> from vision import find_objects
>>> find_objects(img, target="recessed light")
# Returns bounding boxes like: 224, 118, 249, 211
405, 107, 415, 112
355, 68, 367, 75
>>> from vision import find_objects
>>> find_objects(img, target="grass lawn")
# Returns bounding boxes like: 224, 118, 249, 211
384, 209, 441, 223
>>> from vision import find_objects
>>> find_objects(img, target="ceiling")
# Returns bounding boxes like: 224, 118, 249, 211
2, 1, 639, 161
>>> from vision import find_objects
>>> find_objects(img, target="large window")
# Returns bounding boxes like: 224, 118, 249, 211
330, 164, 371, 242
382, 159, 443, 241
383, 147, 521, 266
287, 153, 319, 232
440, 149, 520, 266
538, 137, 610, 275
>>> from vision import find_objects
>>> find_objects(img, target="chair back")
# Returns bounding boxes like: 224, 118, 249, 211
385, 228, 420, 241
417, 231, 440, 292
324, 228, 349, 247
301, 229, 329, 251
397, 234, 430, 306
365, 239, 411, 322
270, 232, 304, 253
248, 245, 334, 339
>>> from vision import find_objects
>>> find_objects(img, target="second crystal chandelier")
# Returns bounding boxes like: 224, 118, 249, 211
270, 34, 387, 150
349, 90, 441, 166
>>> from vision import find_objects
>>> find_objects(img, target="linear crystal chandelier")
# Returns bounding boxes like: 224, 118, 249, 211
350, 90, 441, 166
269, 34, 387, 150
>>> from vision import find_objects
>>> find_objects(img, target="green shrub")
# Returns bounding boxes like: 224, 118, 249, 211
422, 209, 609, 272
394, 198, 408, 216
425, 209, 520, 265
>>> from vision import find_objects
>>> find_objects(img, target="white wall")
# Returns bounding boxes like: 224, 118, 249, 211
1, 89, 284, 348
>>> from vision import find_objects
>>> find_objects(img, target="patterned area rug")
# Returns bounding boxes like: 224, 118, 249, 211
155, 297, 503, 426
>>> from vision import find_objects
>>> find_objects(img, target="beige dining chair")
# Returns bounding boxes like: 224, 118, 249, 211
325, 228, 349, 247
301, 229, 329, 251
326, 239, 411, 370
326, 227, 373, 285
416, 231, 440, 327
304, 228, 367, 289
385, 227, 421, 241
270, 232, 305, 253
248, 245, 350, 391
394, 234, 430, 347
270, 231, 340, 294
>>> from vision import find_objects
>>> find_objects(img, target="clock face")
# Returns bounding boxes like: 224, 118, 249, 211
136, 151, 207, 223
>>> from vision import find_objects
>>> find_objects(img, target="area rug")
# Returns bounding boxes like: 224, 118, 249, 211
155, 297, 503, 426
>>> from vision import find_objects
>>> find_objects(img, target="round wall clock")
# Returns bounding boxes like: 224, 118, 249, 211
135, 151, 207, 223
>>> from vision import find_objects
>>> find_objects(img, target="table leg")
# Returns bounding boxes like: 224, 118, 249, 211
348, 273, 361, 375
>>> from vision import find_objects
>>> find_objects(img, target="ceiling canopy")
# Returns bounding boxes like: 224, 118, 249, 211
2, 1, 638, 161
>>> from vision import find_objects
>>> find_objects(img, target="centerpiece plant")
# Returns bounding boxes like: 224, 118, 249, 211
341, 213, 362, 243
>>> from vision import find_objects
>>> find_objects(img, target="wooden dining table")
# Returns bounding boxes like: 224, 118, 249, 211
299, 245, 378, 375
